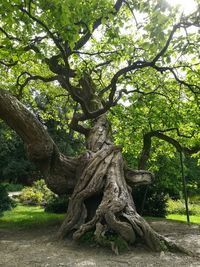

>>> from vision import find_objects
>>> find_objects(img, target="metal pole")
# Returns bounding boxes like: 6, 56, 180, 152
179, 152, 190, 223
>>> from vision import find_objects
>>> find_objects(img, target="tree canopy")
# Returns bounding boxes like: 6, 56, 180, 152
0, 0, 199, 162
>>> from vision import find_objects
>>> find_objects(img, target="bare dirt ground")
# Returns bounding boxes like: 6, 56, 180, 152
0, 220, 200, 267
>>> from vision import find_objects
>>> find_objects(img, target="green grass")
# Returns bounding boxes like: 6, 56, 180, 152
0, 204, 65, 229
146, 214, 200, 225
167, 214, 200, 224
1, 205, 200, 232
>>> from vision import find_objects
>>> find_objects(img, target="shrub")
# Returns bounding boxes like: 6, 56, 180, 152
1, 182, 24, 192
133, 185, 167, 218
167, 199, 185, 215
19, 179, 55, 205
167, 199, 200, 215
0, 184, 16, 216
189, 194, 200, 204
19, 187, 43, 205
45, 194, 69, 213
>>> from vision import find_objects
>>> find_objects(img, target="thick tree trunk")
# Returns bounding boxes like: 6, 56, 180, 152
57, 115, 190, 254
0, 90, 193, 254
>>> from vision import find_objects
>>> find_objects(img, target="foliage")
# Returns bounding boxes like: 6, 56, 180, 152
0, 0, 199, 142
152, 155, 200, 199
0, 204, 64, 229
0, 1, 199, 152
112, 104, 200, 195
1, 182, 24, 192
149, 154, 182, 198
46, 119, 85, 157
185, 155, 200, 197
0, 120, 83, 184
167, 199, 200, 215
189, 194, 200, 203
79, 230, 95, 245
98, 232, 129, 252
79, 230, 129, 252
19, 187, 43, 205
0, 184, 16, 216
133, 184, 168, 218
0, 122, 37, 184
45, 194, 69, 213
111, 101, 200, 201
19, 179, 55, 205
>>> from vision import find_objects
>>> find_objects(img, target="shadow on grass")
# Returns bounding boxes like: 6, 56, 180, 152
0, 204, 65, 229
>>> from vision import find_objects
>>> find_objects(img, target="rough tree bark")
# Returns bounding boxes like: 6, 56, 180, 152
57, 115, 192, 254
0, 89, 193, 254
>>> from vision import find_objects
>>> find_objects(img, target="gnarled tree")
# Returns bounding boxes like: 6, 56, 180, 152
0, 0, 200, 253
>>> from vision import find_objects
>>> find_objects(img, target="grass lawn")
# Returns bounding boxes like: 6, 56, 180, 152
1, 205, 200, 231
167, 214, 200, 224
0, 204, 65, 229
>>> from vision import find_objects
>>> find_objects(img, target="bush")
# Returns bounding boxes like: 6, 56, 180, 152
189, 194, 200, 204
133, 185, 167, 218
1, 182, 24, 192
19, 187, 43, 205
167, 199, 200, 215
45, 194, 69, 213
0, 184, 16, 216
19, 179, 55, 205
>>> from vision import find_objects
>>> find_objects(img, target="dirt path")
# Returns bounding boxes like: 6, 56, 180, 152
0, 220, 200, 267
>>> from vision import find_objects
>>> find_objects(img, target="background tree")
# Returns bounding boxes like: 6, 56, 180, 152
0, 0, 200, 252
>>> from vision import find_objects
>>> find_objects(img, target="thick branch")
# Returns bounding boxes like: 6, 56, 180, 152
0, 89, 53, 152
0, 89, 78, 194
124, 168, 154, 187
70, 113, 90, 135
